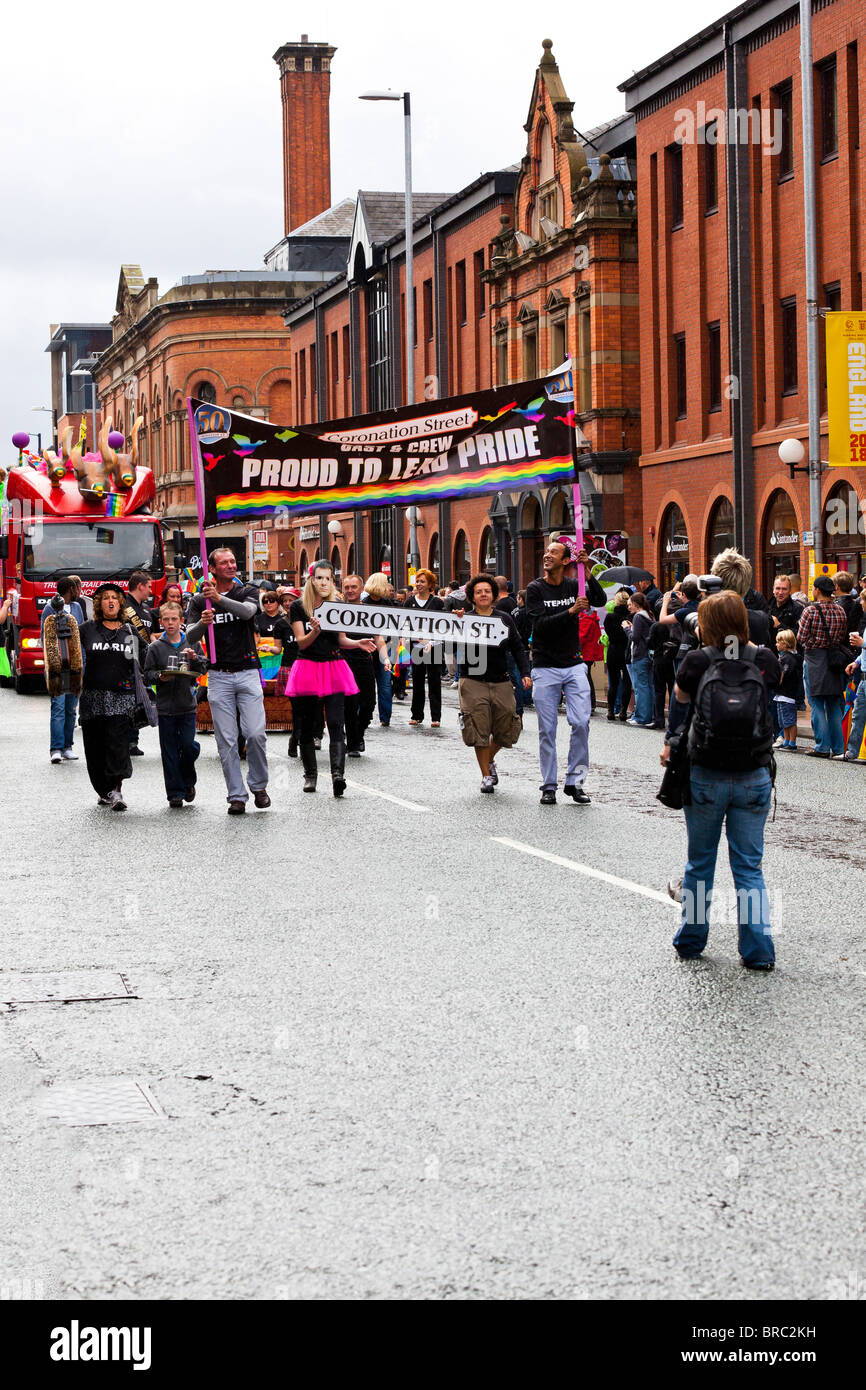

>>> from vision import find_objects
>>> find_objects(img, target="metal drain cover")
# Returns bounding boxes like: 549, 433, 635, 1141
41, 1079, 166, 1126
0, 971, 134, 1004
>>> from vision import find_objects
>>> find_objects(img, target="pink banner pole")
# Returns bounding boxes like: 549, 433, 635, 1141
186, 398, 216, 662
570, 387, 586, 596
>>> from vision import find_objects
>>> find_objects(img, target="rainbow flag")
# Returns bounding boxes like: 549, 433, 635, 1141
182, 567, 201, 594
104, 493, 123, 517
213, 455, 575, 522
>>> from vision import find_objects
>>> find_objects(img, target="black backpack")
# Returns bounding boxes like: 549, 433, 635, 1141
687, 643, 773, 770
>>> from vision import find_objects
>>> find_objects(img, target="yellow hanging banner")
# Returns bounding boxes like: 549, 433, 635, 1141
827, 311, 866, 466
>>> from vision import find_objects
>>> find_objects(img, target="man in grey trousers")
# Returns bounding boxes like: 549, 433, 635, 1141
188, 547, 270, 814
525, 539, 607, 805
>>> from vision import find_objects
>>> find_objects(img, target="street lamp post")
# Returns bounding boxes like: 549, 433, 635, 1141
32, 406, 54, 454
360, 88, 420, 569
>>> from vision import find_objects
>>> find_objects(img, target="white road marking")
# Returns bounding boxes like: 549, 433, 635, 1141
345, 780, 430, 813
491, 836, 679, 908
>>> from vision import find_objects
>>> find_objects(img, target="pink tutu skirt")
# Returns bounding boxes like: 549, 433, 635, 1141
286, 658, 359, 698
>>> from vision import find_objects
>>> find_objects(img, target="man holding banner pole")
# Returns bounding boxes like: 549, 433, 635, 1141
526, 537, 606, 805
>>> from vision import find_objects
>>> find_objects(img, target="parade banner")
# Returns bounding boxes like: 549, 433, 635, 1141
826, 312, 866, 466
316, 601, 508, 647
189, 376, 576, 527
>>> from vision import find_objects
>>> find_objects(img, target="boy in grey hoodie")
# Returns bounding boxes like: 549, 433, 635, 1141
144, 600, 208, 806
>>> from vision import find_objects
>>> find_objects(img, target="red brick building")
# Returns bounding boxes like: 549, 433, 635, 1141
620, 0, 866, 594
92, 38, 348, 576
286, 39, 640, 590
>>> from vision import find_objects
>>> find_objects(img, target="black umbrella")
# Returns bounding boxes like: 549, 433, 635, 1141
598, 565, 653, 585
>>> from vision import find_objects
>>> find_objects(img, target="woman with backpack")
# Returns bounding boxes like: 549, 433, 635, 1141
661, 591, 780, 970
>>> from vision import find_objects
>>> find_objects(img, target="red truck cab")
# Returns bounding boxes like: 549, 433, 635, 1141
0, 463, 165, 692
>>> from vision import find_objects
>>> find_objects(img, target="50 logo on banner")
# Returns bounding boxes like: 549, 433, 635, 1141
195, 405, 231, 445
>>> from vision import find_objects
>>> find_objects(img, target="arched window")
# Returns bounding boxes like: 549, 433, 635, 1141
548, 491, 571, 534
453, 530, 471, 582
197, 381, 216, 405
268, 378, 292, 423
479, 526, 496, 573
707, 496, 735, 559
519, 496, 544, 585
299, 549, 308, 581
428, 531, 440, 580
659, 502, 690, 588
347, 543, 355, 576
761, 488, 800, 592
378, 544, 392, 578
330, 544, 342, 583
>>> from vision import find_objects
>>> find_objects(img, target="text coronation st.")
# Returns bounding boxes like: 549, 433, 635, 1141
317, 603, 509, 647
240, 423, 544, 492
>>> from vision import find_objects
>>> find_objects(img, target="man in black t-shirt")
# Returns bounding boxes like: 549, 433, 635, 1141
526, 539, 606, 804
188, 547, 270, 813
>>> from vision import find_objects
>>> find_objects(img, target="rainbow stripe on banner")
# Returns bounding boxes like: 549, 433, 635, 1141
215, 455, 574, 521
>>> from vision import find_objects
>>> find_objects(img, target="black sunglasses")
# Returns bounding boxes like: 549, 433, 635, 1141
262, 594, 279, 602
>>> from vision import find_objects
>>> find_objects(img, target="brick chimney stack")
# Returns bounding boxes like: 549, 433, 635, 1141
273, 37, 336, 235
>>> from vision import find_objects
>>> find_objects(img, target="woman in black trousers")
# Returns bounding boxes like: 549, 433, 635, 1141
406, 568, 445, 727
603, 590, 632, 721
78, 584, 138, 811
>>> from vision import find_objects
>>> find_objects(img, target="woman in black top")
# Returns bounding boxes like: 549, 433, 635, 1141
78, 583, 138, 810
405, 568, 446, 726
287, 563, 376, 795
603, 590, 632, 721
458, 574, 531, 793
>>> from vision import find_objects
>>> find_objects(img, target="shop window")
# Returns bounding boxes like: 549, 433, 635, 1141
453, 530, 471, 583
762, 488, 800, 593
707, 496, 735, 559
660, 502, 690, 589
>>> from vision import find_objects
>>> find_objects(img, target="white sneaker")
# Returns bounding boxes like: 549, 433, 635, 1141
97, 796, 111, 806
450, 680, 459, 689
61, 748, 78, 760
50, 751, 62, 764
480, 775, 496, 793
773, 735, 785, 748
488, 760, 499, 785
667, 877, 683, 903
107, 789, 127, 812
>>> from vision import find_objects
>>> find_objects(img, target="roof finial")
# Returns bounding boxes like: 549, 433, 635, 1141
541, 38, 555, 64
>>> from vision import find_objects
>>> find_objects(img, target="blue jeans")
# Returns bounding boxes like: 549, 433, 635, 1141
810, 694, 844, 754
50, 693, 78, 752
845, 680, 866, 758
674, 765, 774, 966
626, 656, 654, 723
157, 712, 200, 800
375, 658, 393, 724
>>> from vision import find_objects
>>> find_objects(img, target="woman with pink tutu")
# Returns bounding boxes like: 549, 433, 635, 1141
287, 563, 377, 796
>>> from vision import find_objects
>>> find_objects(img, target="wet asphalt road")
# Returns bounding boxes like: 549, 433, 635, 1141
1, 682, 864, 1301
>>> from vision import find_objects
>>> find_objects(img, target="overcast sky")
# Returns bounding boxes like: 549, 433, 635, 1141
1, 0, 727, 451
